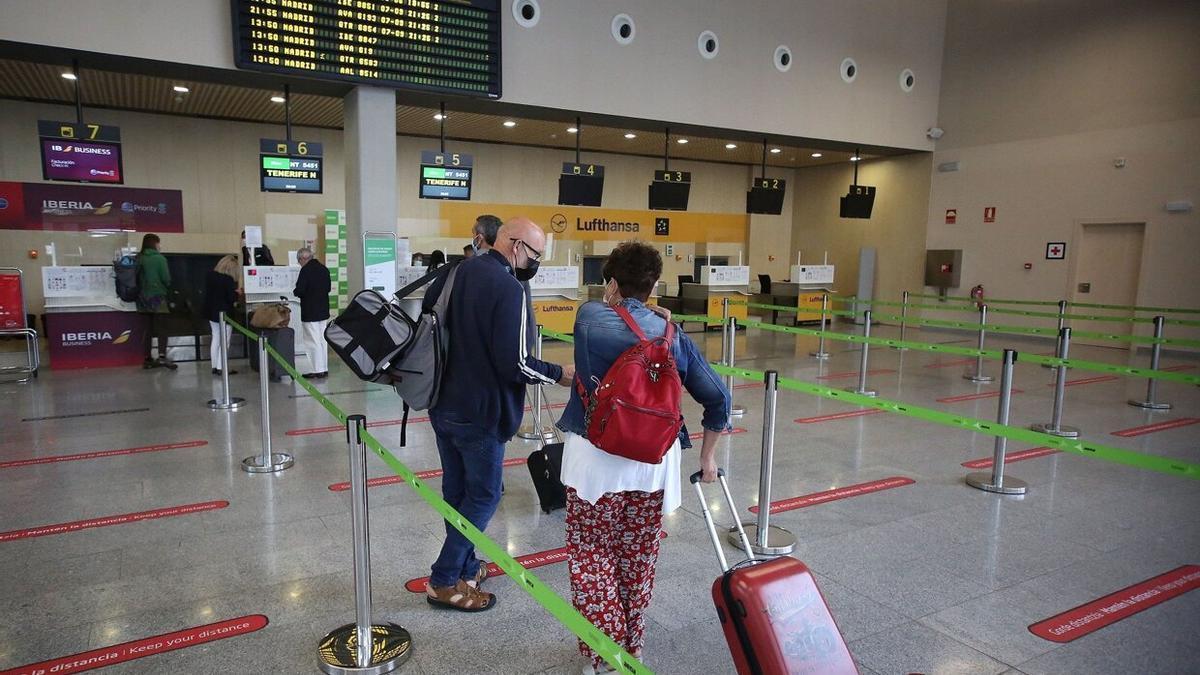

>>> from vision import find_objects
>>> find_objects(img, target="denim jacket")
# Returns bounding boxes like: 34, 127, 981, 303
555, 298, 731, 448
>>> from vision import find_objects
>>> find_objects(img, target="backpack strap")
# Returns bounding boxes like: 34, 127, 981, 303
612, 304, 648, 341
393, 260, 460, 302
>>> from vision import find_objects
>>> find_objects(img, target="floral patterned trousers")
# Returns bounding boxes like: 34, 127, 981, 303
566, 487, 665, 667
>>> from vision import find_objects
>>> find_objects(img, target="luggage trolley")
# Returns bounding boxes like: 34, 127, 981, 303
0, 267, 39, 383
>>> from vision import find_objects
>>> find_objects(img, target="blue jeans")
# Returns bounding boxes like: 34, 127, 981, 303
428, 411, 505, 588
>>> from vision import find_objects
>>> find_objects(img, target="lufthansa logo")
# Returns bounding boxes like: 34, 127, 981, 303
550, 213, 568, 234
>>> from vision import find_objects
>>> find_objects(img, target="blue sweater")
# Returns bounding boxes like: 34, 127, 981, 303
428, 250, 563, 440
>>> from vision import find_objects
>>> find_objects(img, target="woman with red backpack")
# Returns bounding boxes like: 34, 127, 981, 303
555, 241, 730, 674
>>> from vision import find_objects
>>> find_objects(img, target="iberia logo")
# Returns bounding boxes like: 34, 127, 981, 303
112, 330, 132, 344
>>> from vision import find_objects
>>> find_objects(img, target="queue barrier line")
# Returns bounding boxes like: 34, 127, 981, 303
707, 363, 1199, 481
224, 316, 649, 675
906, 292, 1200, 315
843, 297, 1200, 328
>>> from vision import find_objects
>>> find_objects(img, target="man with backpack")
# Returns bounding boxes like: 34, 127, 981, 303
422, 217, 574, 613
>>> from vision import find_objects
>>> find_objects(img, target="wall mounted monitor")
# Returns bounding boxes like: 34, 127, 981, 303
231, 0, 502, 98
38, 120, 124, 184
558, 163, 604, 206
839, 184, 876, 219
259, 139, 323, 193
746, 177, 786, 215
649, 170, 691, 211
419, 150, 473, 200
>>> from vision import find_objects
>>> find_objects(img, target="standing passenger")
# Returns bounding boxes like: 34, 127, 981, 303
137, 233, 177, 370
204, 254, 241, 375
556, 241, 729, 672
293, 247, 331, 379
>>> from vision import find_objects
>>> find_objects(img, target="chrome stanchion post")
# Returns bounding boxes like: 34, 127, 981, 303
1030, 327, 1080, 438
242, 333, 294, 473
207, 312, 246, 410
967, 349, 1027, 495
730, 370, 794, 555
895, 290, 910, 350
844, 310, 878, 397
519, 325, 558, 440
318, 415, 411, 674
810, 293, 831, 359
726, 316, 746, 417
1129, 315, 1172, 410
964, 304, 994, 383
1043, 300, 1068, 369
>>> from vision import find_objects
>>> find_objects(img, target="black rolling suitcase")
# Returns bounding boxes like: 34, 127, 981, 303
524, 389, 567, 513
250, 327, 296, 381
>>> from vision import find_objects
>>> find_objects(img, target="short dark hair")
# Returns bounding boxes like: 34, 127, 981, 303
602, 241, 662, 301
473, 214, 502, 246
140, 233, 160, 252
463, 244, 473, 253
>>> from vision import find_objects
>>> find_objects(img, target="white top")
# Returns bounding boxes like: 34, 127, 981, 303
559, 432, 682, 515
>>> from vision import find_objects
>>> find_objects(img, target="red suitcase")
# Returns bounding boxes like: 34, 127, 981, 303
692, 470, 858, 675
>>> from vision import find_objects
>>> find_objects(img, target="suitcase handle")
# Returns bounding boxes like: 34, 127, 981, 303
690, 469, 756, 573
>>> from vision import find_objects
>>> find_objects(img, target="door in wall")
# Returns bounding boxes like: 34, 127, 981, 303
1070, 222, 1144, 349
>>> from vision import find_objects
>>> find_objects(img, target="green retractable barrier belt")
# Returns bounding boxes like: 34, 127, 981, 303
906, 292, 1200, 314
846, 297, 1200, 327
708, 363, 1199, 481
226, 318, 650, 675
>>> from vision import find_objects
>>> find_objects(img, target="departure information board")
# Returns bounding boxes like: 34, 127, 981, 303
231, 0, 502, 98
260, 138, 324, 193
419, 150, 472, 200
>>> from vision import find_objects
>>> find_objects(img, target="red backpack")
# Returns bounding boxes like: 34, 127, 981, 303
576, 305, 684, 464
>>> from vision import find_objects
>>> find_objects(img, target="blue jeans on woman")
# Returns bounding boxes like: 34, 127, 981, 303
428, 410, 505, 588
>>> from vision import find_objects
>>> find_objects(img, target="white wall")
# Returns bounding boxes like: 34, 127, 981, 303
0, 0, 947, 150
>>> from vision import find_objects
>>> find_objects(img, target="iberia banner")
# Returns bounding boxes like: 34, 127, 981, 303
0, 181, 184, 232
438, 202, 747, 243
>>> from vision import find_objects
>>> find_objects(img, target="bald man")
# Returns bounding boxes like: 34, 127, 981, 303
422, 217, 573, 612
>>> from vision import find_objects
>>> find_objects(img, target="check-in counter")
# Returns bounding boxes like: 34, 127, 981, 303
529, 266, 581, 333
681, 266, 751, 325
243, 265, 307, 358
42, 265, 146, 369
791, 265, 836, 323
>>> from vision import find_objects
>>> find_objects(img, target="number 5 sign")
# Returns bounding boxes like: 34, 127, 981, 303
1045, 242, 1066, 260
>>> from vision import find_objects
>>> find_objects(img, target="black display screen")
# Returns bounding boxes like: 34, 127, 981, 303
649, 181, 690, 211
231, 0, 502, 98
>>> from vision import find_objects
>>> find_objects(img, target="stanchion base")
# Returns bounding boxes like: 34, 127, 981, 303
517, 428, 558, 441
1128, 399, 1172, 411
730, 404, 746, 417
809, 351, 831, 360
729, 523, 796, 556
318, 622, 411, 675
843, 387, 877, 397
207, 397, 246, 410
1028, 422, 1080, 438
241, 453, 295, 473
963, 374, 994, 383
966, 472, 1028, 495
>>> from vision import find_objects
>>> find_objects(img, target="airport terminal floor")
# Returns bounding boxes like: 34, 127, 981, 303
2, 324, 1197, 675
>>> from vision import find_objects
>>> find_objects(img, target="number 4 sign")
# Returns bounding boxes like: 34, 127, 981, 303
1045, 242, 1066, 260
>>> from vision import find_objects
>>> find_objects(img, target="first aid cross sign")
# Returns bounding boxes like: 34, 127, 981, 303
1046, 242, 1066, 260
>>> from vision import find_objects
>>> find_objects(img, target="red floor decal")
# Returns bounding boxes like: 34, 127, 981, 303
403, 533, 668, 593
689, 427, 748, 440
328, 457, 529, 492
1055, 375, 1119, 387
732, 382, 761, 390
1029, 565, 1200, 643
937, 389, 1024, 403
962, 447, 1059, 469
0, 614, 268, 675
0, 501, 228, 543
0, 440, 208, 470
923, 358, 976, 369
1111, 417, 1200, 438
289, 403, 566, 436
795, 409, 886, 424
749, 477, 915, 514
816, 369, 896, 381
1160, 364, 1197, 372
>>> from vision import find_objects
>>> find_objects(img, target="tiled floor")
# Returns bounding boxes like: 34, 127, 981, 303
1, 324, 1197, 674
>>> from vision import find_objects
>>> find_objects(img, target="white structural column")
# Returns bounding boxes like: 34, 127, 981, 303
343, 86, 397, 292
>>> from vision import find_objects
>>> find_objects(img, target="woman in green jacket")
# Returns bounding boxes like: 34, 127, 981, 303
137, 233, 177, 370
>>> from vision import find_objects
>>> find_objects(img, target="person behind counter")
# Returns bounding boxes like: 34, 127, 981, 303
136, 233, 177, 371
428, 249, 446, 270
241, 230, 275, 266
204, 254, 241, 376
293, 246, 331, 379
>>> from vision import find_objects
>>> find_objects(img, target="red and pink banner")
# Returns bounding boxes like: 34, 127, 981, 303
1029, 565, 1200, 642
0, 271, 25, 329
0, 181, 183, 232
45, 311, 148, 369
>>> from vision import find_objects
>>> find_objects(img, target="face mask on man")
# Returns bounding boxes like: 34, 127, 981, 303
515, 259, 539, 282
470, 236, 485, 256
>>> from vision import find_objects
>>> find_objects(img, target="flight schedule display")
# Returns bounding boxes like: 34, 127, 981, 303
231, 0, 502, 98
260, 138, 324, 193
419, 150, 472, 200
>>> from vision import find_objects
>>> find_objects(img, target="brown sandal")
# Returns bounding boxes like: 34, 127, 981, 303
466, 563, 489, 588
426, 579, 496, 612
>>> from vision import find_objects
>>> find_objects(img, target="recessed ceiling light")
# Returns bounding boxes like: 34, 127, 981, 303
624, 133, 636, 139
811, 152, 822, 158
567, 126, 578, 133
770, 148, 782, 154
503, 120, 517, 127
677, 138, 688, 144
270, 95, 286, 103
433, 113, 446, 120
173, 85, 189, 93
725, 143, 737, 149
61, 72, 77, 81
850, 155, 861, 161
